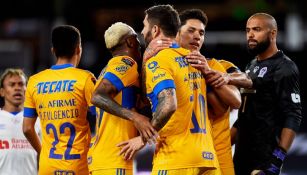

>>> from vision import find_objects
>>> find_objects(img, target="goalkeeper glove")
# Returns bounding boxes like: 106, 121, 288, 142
257, 146, 287, 175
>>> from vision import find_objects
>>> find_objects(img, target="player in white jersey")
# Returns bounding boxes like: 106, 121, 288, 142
0, 68, 41, 175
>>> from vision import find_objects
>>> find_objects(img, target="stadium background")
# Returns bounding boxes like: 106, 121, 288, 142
0, 0, 306, 174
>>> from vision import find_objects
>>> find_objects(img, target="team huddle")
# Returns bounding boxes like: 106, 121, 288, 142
0, 4, 302, 175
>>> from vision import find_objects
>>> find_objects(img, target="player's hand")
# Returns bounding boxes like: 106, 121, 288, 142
186, 51, 211, 74
206, 71, 230, 88
116, 136, 145, 160
131, 113, 159, 145
143, 37, 172, 62
251, 170, 264, 175
251, 146, 287, 175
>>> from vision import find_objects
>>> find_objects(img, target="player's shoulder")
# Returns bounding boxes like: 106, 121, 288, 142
157, 47, 189, 57
73, 68, 95, 78
109, 56, 137, 67
28, 69, 50, 82
274, 52, 298, 72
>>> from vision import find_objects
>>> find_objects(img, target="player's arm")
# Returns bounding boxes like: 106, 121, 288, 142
141, 37, 173, 101
186, 52, 241, 109
23, 117, 41, 154
207, 91, 228, 117
206, 70, 241, 109
23, 78, 42, 155
255, 62, 302, 175
91, 78, 158, 142
151, 88, 177, 131
226, 72, 253, 89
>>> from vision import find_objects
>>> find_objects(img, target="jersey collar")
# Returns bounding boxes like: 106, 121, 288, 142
170, 42, 180, 48
51, 63, 74, 70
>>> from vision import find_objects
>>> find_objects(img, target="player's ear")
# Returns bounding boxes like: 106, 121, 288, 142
271, 29, 277, 41
51, 47, 55, 55
126, 36, 133, 48
0, 87, 4, 97
75, 44, 82, 55
152, 25, 160, 38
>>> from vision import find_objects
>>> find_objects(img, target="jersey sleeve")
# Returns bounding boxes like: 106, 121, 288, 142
84, 73, 97, 115
24, 77, 38, 118
208, 58, 227, 73
145, 58, 175, 112
219, 59, 241, 73
274, 61, 302, 132
103, 57, 138, 92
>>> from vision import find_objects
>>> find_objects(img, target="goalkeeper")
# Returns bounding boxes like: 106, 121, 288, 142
212, 13, 302, 175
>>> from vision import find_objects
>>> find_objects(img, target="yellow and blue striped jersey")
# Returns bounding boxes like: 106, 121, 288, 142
24, 64, 96, 175
145, 43, 219, 170
88, 56, 139, 171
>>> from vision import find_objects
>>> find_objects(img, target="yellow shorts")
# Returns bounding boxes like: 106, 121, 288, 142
90, 168, 132, 175
151, 167, 217, 175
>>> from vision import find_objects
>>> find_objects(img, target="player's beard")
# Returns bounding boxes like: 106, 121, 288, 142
144, 31, 153, 48
247, 37, 270, 56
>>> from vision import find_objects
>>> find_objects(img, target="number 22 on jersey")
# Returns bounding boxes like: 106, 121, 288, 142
46, 122, 80, 160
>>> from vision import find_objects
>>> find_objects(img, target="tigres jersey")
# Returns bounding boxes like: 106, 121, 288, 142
88, 56, 139, 171
207, 58, 238, 174
24, 64, 96, 175
218, 59, 240, 74
146, 43, 218, 170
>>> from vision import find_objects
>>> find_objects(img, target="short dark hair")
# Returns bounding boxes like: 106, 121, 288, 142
145, 4, 180, 37
51, 25, 81, 58
179, 9, 208, 27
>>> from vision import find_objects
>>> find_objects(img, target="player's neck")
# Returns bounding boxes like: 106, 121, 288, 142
112, 49, 129, 58
256, 44, 278, 61
2, 103, 23, 113
56, 56, 78, 67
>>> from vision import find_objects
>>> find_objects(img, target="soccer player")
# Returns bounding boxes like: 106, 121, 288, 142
142, 5, 220, 174
88, 22, 157, 175
23, 25, 96, 175
216, 13, 302, 175
0, 68, 41, 175
176, 9, 241, 175
118, 6, 238, 174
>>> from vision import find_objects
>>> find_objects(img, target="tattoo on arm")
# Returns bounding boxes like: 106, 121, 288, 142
92, 79, 134, 120
151, 88, 177, 131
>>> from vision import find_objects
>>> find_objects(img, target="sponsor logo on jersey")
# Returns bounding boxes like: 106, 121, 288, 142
152, 72, 166, 82
148, 61, 159, 73
175, 56, 188, 68
121, 57, 134, 66
291, 93, 301, 103
258, 67, 267, 77
0, 140, 9, 149
202, 151, 214, 160
36, 80, 76, 94
115, 65, 129, 74
188, 72, 203, 80
54, 170, 75, 175
253, 66, 259, 73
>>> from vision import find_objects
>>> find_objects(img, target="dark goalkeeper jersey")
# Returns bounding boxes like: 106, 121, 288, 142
233, 50, 302, 175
